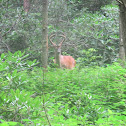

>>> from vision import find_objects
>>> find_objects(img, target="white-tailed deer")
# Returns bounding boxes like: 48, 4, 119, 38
49, 34, 76, 69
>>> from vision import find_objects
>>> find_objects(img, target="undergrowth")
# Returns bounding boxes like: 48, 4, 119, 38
0, 51, 126, 125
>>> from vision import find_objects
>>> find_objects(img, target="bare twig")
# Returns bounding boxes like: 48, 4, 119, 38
0, 10, 23, 52
42, 70, 51, 126
1, 15, 21, 38
116, 0, 123, 4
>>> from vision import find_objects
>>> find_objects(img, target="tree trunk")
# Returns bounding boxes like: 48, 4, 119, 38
119, 0, 126, 64
23, 0, 30, 12
41, 0, 48, 68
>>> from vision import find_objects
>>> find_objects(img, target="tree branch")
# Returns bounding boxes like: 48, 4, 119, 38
1, 15, 21, 38
0, 11, 23, 52
116, 0, 123, 4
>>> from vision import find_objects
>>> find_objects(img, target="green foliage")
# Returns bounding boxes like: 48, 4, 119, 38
0, 3, 42, 60
0, 1, 119, 67
77, 48, 102, 67
0, 51, 38, 91
0, 51, 126, 125
67, 0, 113, 12
0, 1, 125, 125
70, 4, 119, 65
0, 119, 22, 126
96, 109, 126, 125
49, 3, 119, 66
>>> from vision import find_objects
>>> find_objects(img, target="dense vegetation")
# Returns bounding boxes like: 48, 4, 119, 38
0, 1, 126, 126
0, 51, 126, 125
0, 1, 119, 65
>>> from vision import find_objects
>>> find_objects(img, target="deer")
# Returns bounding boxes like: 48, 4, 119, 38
49, 33, 76, 69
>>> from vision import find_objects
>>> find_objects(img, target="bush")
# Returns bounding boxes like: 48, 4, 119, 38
0, 51, 126, 125
70, 4, 119, 66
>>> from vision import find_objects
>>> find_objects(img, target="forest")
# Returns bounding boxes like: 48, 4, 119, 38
0, 0, 126, 126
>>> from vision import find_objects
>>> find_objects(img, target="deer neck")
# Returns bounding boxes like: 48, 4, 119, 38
55, 48, 61, 68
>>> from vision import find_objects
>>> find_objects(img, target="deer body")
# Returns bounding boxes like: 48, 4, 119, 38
50, 34, 76, 69
60, 55, 76, 69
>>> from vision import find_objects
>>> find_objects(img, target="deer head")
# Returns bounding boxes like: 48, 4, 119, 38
49, 33, 76, 69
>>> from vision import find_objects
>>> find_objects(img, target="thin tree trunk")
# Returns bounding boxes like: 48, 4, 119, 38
41, 0, 48, 68
119, 1, 126, 64
119, 4, 125, 61
23, 0, 30, 12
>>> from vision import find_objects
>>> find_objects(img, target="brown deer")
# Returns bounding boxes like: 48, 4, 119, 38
49, 34, 76, 69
